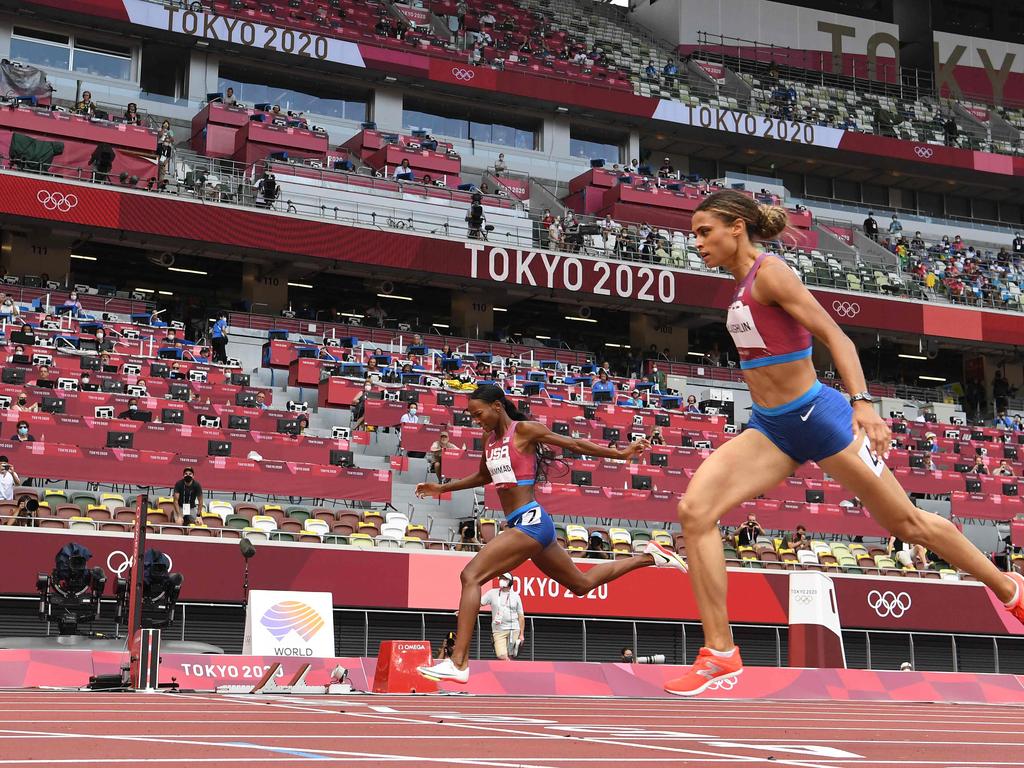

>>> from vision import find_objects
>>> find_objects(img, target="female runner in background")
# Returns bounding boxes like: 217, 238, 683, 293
665, 189, 1024, 696
415, 383, 686, 683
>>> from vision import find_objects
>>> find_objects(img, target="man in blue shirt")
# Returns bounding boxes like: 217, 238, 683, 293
591, 371, 616, 402
211, 313, 228, 364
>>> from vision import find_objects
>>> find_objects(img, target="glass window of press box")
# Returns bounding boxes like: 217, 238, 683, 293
10, 27, 132, 81
402, 101, 538, 149
217, 76, 368, 123
569, 130, 622, 165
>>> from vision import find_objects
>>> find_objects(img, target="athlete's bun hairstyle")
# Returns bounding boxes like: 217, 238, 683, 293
695, 189, 789, 241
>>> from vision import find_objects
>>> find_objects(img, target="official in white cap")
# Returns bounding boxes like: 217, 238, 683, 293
480, 572, 525, 660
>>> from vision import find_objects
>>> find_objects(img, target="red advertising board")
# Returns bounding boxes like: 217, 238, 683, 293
2, 529, 1020, 635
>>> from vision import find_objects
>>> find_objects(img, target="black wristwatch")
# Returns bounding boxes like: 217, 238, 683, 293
849, 392, 875, 406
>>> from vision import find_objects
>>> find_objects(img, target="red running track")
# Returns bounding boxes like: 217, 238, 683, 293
1, 691, 1023, 766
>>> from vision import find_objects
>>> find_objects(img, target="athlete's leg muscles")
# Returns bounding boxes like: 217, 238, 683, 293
678, 428, 800, 651
530, 539, 653, 596
819, 439, 1016, 604
449, 529, 542, 668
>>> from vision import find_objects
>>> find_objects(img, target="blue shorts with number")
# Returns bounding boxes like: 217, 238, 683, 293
506, 500, 556, 548
746, 380, 854, 464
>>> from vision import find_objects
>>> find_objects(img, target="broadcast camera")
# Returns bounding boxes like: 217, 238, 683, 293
36, 542, 106, 635
114, 548, 184, 630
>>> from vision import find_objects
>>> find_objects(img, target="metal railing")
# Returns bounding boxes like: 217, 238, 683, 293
6, 157, 1024, 315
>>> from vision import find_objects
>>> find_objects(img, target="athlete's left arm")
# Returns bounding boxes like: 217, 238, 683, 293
515, 420, 649, 461
756, 260, 890, 458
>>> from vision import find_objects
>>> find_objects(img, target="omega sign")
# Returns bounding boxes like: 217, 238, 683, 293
465, 243, 678, 303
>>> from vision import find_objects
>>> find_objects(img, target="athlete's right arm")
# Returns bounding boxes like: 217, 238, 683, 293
415, 453, 492, 498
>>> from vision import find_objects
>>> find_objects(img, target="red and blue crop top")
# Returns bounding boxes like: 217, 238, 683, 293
726, 253, 812, 369
484, 420, 537, 490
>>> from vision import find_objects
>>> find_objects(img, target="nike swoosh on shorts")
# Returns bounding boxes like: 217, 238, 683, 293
800, 405, 816, 421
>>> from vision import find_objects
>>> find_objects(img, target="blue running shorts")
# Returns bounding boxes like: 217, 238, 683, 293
506, 500, 556, 548
747, 381, 854, 464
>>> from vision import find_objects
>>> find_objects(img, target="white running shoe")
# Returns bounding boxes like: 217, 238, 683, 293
644, 540, 687, 572
417, 658, 470, 684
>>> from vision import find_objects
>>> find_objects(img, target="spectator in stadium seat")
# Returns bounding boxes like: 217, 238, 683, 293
123, 102, 141, 126
685, 394, 700, 415
943, 116, 958, 146
118, 398, 147, 421
0, 295, 19, 317
34, 365, 54, 389
10, 419, 34, 443
400, 402, 421, 427
888, 215, 903, 235
61, 292, 83, 317
649, 428, 665, 446
480, 573, 524, 660
12, 392, 37, 413
994, 460, 1014, 477
75, 91, 95, 116
994, 410, 1014, 430
394, 159, 414, 181
663, 60, 678, 81
923, 432, 940, 453
1014, 415, 1024, 432
172, 467, 203, 525
658, 157, 675, 179
646, 364, 667, 392
736, 512, 763, 547
223, 87, 237, 107
456, 519, 480, 552
620, 388, 643, 407
620, 647, 635, 663
255, 391, 269, 411
78, 374, 97, 392
591, 371, 616, 401
784, 525, 809, 552
586, 533, 610, 559
644, 61, 657, 80
969, 455, 989, 474
863, 212, 879, 242
889, 536, 926, 569
493, 153, 507, 176
0, 458, 21, 501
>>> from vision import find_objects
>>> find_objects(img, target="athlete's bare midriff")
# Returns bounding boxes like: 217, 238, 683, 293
743, 356, 819, 409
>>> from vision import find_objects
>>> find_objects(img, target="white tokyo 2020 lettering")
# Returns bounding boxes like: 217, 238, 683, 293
465, 243, 676, 304
513, 575, 608, 600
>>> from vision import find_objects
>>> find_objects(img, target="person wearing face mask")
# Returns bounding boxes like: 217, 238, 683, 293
172, 467, 204, 525
94, 329, 114, 353
0, 294, 20, 317
8, 345, 28, 364
12, 392, 37, 413
400, 402, 420, 426
480, 572, 525, 660
10, 420, 34, 442
118, 398, 144, 421
61, 292, 83, 318
78, 373, 98, 392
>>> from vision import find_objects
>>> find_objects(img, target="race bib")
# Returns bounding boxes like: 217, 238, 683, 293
857, 436, 884, 477
486, 443, 517, 485
518, 507, 542, 526
726, 301, 767, 350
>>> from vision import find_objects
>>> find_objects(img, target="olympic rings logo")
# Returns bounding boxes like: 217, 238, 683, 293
705, 676, 738, 691
913, 146, 935, 159
106, 550, 173, 578
451, 67, 475, 81
832, 300, 861, 318
793, 593, 815, 605
867, 589, 912, 618
37, 190, 79, 212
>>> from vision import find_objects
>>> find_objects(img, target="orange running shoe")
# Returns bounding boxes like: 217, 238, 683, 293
664, 646, 743, 697
1005, 572, 1024, 625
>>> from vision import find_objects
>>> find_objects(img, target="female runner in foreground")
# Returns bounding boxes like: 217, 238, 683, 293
415, 384, 687, 683
666, 190, 1024, 696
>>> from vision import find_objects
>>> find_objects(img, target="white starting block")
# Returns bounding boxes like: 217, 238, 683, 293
216, 662, 352, 695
